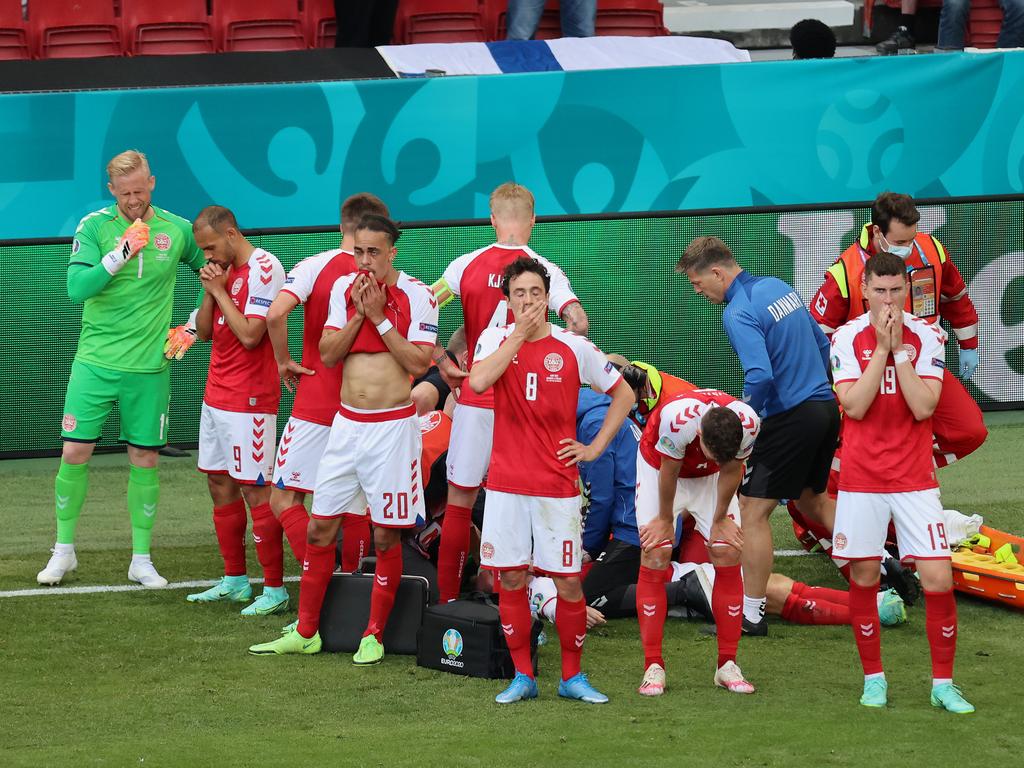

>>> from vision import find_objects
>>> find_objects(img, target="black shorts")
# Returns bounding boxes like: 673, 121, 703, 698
583, 538, 641, 607
412, 365, 451, 412
741, 398, 840, 501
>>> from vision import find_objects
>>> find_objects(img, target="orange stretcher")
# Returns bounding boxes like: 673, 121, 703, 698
951, 526, 1024, 610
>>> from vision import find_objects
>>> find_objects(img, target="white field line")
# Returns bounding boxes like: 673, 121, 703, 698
0, 550, 814, 599
0, 575, 301, 599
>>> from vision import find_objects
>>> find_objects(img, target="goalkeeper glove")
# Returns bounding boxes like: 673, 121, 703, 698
101, 218, 150, 276
959, 347, 979, 379
165, 325, 198, 360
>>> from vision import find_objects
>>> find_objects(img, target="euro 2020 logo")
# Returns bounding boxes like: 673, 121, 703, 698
442, 628, 463, 659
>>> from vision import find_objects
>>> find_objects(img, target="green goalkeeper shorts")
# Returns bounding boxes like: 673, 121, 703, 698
61, 360, 171, 448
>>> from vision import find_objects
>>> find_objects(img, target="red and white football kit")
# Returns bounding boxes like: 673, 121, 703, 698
271, 249, 355, 493
198, 248, 285, 485
831, 311, 948, 561
310, 271, 439, 527
475, 324, 621, 575
633, 388, 759, 680
442, 244, 580, 489
635, 389, 759, 543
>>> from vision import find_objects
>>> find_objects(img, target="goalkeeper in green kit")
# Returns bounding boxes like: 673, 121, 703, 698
38, 150, 205, 588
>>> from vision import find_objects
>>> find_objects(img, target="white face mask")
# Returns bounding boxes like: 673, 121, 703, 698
880, 233, 913, 259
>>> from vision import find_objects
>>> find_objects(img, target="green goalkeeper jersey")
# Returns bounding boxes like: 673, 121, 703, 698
70, 204, 205, 373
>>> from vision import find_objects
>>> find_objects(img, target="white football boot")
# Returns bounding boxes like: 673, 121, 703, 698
128, 556, 168, 588
37, 546, 78, 585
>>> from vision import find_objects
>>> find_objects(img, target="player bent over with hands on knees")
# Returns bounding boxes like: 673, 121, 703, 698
249, 215, 438, 664
468, 257, 633, 704
184, 206, 290, 615
40, 149, 206, 588
831, 252, 973, 714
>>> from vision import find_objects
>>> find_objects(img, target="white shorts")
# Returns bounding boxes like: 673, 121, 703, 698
635, 457, 741, 545
311, 404, 423, 528
198, 403, 276, 485
272, 416, 331, 493
833, 488, 949, 561
445, 403, 494, 489
480, 490, 583, 575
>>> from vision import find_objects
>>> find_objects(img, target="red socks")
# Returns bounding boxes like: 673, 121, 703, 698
437, 504, 473, 603
712, 564, 743, 669
249, 503, 284, 588
636, 565, 669, 669
781, 588, 850, 625
364, 544, 402, 641
556, 596, 587, 681
297, 541, 335, 638
498, 580, 535, 677
793, 581, 850, 606
213, 499, 247, 577
279, 503, 309, 564
340, 514, 371, 572
849, 580, 883, 676
925, 589, 957, 680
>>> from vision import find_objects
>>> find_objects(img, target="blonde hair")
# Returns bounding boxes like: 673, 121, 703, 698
489, 182, 534, 222
106, 150, 150, 180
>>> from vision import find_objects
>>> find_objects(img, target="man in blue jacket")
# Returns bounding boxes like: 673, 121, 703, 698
676, 236, 840, 636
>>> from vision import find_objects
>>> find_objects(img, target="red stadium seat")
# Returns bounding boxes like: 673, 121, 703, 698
29, 0, 123, 59
393, 0, 485, 44
595, 0, 668, 36
121, 0, 214, 56
0, 0, 30, 60
488, 0, 562, 41
212, 0, 306, 52
303, 0, 336, 48
967, 0, 1003, 47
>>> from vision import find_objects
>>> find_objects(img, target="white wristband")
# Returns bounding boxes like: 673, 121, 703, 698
893, 350, 910, 365
100, 242, 132, 276
375, 318, 394, 336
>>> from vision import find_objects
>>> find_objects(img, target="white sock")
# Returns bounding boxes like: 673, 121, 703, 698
54, 542, 75, 555
865, 672, 886, 682
933, 678, 952, 688
131, 553, 152, 565
742, 595, 766, 624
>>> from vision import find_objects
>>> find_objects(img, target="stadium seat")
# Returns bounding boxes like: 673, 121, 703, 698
29, 0, 123, 59
303, 0, 336, 48
212, 0, 306, 52
0, 0, 29, 60
595, 0, 668, 36
863, 0, 943, 36
967, 0, 1003, 47
121, 0, 214, 56
488, 0, 562, 40
392, 0, 485, 45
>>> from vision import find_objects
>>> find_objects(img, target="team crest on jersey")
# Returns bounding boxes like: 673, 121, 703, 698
154, 233, 171, 251
420, 411, 443, 433
231, 277, 244, 296
833, 533, 848, 551
481, 542, 495, 559
900, 344, 917, 363
62, 414, 77, 432
544, 353, 564, 372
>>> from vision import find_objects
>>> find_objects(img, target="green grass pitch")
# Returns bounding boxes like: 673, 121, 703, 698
1, 417, 1022, 767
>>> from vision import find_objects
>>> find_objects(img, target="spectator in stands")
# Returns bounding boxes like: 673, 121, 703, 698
937, 0, 1024, 48
507, 0, 595, 39
790, 18, 837, 58
335, 0, 398, 47
876, 0, 918, 54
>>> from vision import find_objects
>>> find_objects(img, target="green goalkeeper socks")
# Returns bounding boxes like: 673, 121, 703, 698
128, 464, 160, 555
55, 460, 89, 545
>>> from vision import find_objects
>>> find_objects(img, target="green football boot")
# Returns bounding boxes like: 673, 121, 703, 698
860, 677, 888, 708
353, 634, 384, 665
248, 627, 321, 656
186, 575, 252, 603
931, 683, 975, 714
877, 589, 907, 627
240, 586, 290, 616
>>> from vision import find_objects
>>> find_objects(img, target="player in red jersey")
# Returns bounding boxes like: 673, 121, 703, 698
469, 257, 632, 704
831, 252, 974, 714
264, 193, 388, 571
182, 206, 289, 615
431, 182, 589, 604
633, 387, 760, 696
249, 215, 437, 663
